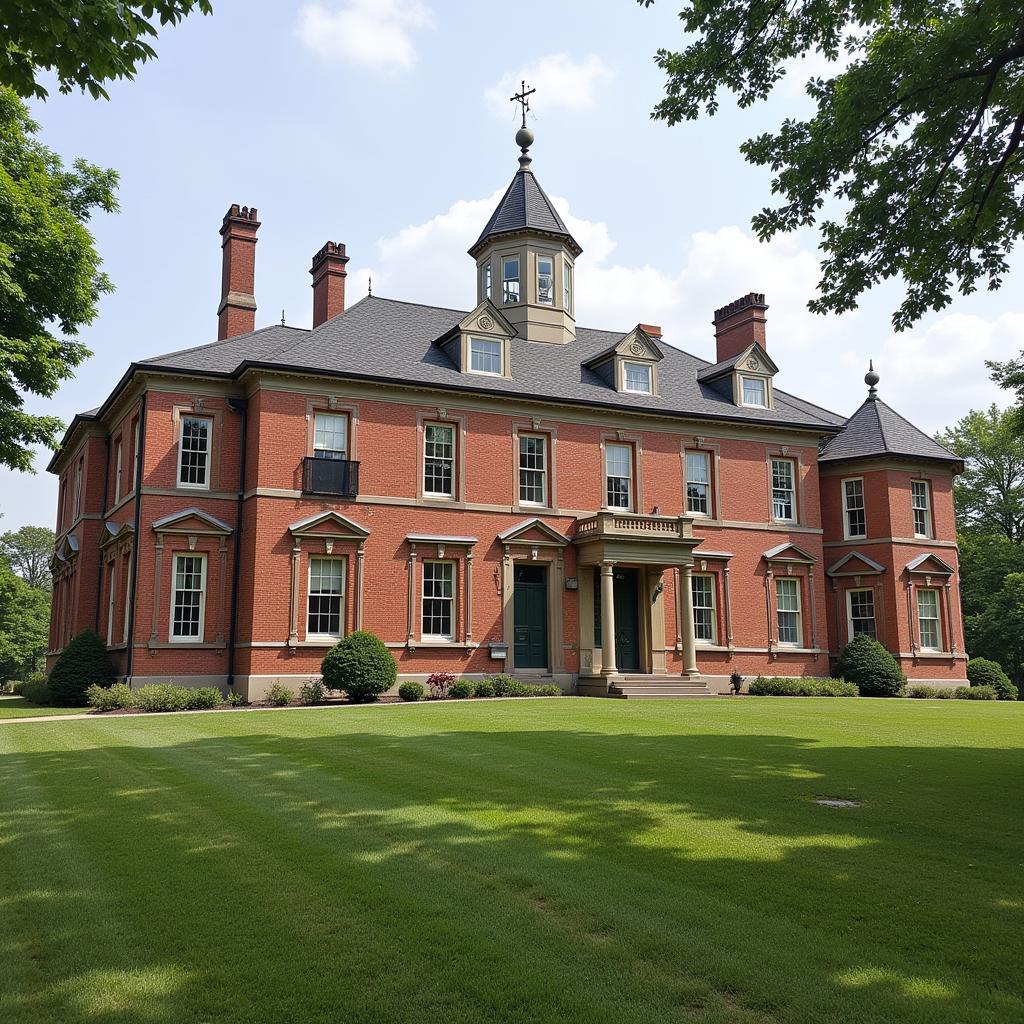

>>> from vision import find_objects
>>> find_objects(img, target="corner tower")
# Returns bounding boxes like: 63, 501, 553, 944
468, 126, 582, 345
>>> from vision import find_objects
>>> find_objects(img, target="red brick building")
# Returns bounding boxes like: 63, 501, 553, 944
47, 132, 967, 698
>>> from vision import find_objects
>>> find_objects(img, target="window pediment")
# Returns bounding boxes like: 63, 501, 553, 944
152, 508, 232, 536
289, 510, 370, 541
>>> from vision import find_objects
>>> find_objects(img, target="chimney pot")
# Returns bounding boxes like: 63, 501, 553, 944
712, 292, 767, 362
310, 240, 350, 327
217, 203, 260, 340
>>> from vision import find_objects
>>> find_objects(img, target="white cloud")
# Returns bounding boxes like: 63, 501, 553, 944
485, 54, 612, 120
353, 191, 1020, 431
296, 0, 433, 71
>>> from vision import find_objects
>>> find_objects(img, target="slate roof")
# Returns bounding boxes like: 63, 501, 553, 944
135, 295, 845, 433
469, 168, 581, 257
818, 395, 959, 464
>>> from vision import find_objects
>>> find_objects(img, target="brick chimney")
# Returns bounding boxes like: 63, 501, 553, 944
310, 241, 350, 327
217, 204, 260, 340
713, 292, 768, 362
638, 323, 662, 338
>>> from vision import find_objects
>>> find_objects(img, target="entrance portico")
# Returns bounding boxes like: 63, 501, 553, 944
574, 512, 702, 692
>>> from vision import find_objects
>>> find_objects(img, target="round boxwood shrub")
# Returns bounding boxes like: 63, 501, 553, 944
966, 658, 1018, 700
473, 679, 496, 698
835, 635, 906, 697
48, 629, 116, 706
322, 631, 396, 703
449, 679, 473, 699
398, 681, 425, 702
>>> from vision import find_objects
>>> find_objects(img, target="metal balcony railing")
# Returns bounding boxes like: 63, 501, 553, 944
302, 457, 360, 498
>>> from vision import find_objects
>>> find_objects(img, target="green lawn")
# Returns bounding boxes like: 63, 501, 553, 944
0, 696, 90, 718
0, 699, 1020, 1024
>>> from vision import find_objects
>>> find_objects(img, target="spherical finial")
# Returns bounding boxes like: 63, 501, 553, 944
516, 125, 534, 151
865, 359, 880, 397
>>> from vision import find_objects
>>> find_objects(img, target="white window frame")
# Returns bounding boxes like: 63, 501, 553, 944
537, 255, 554, 306
423, 422, 456, 498
307, 556, 345, 640
469, 336, 503, 376
169, 552, 207, 643
481, 261, 491, 301
113, 441, 123, 504
313, 412, 349, 460
846, 587, 876, 641
771, 458, 796, 523
518, 433, 548, 507
421, 560, 455, 641
691, 573, 717, 644
502, 255, 520, 304
177, 414, 212, 490
604, 442, 633, 511
73, 457, 83, 520
775, 577, 803, 647
912, 480, 932, 538
842, 477, 867, 539
741, 376, 767, 407
917, 587, 942, 651
623, 361, 652, 395
106, 563, 117, 646
563, 259, 572, 312
685, 450, 711, 517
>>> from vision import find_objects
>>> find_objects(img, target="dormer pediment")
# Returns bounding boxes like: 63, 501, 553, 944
614, 326, 664, 362
435, 299, 515, 380
456, 299, 516, 339
583, 327, 663, 396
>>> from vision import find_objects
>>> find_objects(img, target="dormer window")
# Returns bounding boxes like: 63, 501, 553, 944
623, 362, 652, 395
537, 256, 554, 305
741, 377, 767, 407
502, 256, 520, 304
469, 336, 503, 376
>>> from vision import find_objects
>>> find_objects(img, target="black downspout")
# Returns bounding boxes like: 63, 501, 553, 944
94, 435, 111, 633
226, 396, 248, 691
123, 392, 147, 684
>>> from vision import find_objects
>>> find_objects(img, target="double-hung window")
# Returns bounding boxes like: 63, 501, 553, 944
519, 434, 547, 506
313, 412, 348, 460
537, 256, 554, 305
469, 337, 502, 375
170, 553, 207, 641
502, 256, 520, 304
178, 415, 211, 488
481, 262, 491, 300
843, 478, 866, 538
742, 377, 767, 407
422, 561, 454, 640
912, 481, 932, 538
113, 441, 123, 504
847, 588, 876, 639
917, 588, 941, 650
563, 260, 572, 312
308, 557, 344, 638
685, 451, 711, 516
691, 574, 716, 644
424, 423, 455, 498
623, 362, 652, 394
771, 458, 796, 522
605, 442, 633, 510
775, 577, 802, 646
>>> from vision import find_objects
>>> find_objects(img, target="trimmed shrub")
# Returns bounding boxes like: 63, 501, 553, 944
473, 679, 496, 698
225, 691, 248, 707
486, 674, 519, 697
835, 635, 906, 697
298, 680, 326, 705
966, 658, 1018, 701
908, 684, 954, 699
533, 684, 563, 696
22, 681, 52, 705
449, 679, 474, 699
398, 681, 425, 702
425, 671, 456, 699
132, 685, 189, 712
185, 687, 224, 710
265, 683, 292, 707
322, 631, 397, 703
747, 676, 858, 697
86, 682, 134, 711
47, 630, 116, 706
955, 684, 997, 700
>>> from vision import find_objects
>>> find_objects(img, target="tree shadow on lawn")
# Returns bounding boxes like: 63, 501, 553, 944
0, 724, 1020, 1024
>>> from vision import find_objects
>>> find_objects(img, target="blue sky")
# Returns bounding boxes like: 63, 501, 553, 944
5, 0, 1023, 530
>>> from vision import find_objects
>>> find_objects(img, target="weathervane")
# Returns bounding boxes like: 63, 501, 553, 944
510, 80, 537, 168
510, 79, 536, 129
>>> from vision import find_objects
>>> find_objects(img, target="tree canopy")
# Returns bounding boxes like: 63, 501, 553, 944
0, 87, 117, 471
0, 558, 48, 681
0, 524, 55, 590
0, 1, 213, 100
640, 1, 1024, 330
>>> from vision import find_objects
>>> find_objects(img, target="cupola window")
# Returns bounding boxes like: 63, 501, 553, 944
502, 256, 520, 304
537, 256, 554, 305
481, 262, 491, 301
563, 260, 572, 313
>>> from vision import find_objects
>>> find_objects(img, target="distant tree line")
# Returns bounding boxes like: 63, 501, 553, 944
0, 524, 52, 683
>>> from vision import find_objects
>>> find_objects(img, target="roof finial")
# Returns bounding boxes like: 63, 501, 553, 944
280, 308, 286, 326
865, 359, 880, 399
367, 274, 372, 297
511, 79, 536, 169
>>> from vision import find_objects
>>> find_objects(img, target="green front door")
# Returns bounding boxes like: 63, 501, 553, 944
513, 565, 548, 669
593, 567, 641, 672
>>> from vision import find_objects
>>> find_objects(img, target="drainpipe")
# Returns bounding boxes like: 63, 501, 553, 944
226, 396, 248, 690
124, 392, 147, 684
94, 434, 111, 633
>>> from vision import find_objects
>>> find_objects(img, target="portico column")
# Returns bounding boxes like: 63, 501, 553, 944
600, 562, 617, 676
679, 563, 699, 679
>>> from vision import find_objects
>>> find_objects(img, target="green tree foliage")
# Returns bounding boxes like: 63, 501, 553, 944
989, 353, 1024, 432
0, 524, 55, 589
958, 532, 1024, 621
0, 88, 118, 470
48, 629, 115, 706
321, 631, 397, 703
0, 1, 213, 100
936, 406, 1024, 542
966, 573, 1024, 684
639, 1, 1024, 329
0, 558, 49, 681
